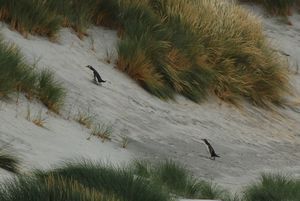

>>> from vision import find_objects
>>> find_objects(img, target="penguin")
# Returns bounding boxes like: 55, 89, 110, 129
86, 65, 106, 85
201, 139, 220, 160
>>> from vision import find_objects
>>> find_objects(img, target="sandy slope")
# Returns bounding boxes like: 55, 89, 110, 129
0, 4, 300, 193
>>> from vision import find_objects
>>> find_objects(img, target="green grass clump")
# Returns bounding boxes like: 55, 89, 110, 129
37, 69, 66, 113
36, 160, 170, 201
131, 159, 231, 200
0, 148, 20, 173
45, 0, 99, 38
243, 173, 300, 201
0, 39, 65, 113
0, 159, 298, 201
0, 40, 36, 98
0, 175, 120, 201
0, 0, 61, 38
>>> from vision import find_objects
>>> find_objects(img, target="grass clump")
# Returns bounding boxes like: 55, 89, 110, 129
0, 39, 65, 113
243, 173, 300, 201
74, 110, 94, 129
96, 0, 289, 107
0, 41, 36, 98
37, 69, 66, 113
36, 160, 170, 201
0, 148, 20, 173
31, 109, 46, 127
0, 175, 120, 201
0, 0, 61, 38
131, 159, 231, 200
45, 0, 99, 38
88, 123, 112, 142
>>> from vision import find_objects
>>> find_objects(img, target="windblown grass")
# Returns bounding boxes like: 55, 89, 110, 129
243, 173, 300, 201
45, 0, 99, 38
0, 39, 65, 113
131, 159, 231, 200
0, 0, 61, 38
0, 159, 297, 201
37, 69, 66, 113
0, 0, 290, 107
36, 160, 170, 201
0, 148, 20, 174
97, 0, 289, 107
0, 175, 120, 201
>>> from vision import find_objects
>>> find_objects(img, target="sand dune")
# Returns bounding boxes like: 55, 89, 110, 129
0, 4, 299, 193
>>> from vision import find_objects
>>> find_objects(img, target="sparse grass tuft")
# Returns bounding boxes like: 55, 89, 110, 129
0, 147, 20, 173
121, 135, 129, 148
74, 110, 94, 129
243, 173, 300, 201
89, 123, 113, 142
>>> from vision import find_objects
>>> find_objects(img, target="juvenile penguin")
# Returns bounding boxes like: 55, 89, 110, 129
201, 139, 220, 160
86, 65, 106, 85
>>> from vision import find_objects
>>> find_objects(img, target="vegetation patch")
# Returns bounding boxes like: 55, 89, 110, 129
0, 159, 299, 201
96, 0, 289, 107
243, 173, 300, 201
0, 0, 290, 107
131, 159, 232, 200
89, 123, 113, 142
0, 39, 65, 113
0, 147, 20, 173
45, 0, 99, 38
0, 0, 61, 38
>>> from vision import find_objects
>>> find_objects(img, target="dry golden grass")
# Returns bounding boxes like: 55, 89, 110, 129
156, 0, 289, 106
88, 123, 112, 142
31, 110, 46, 128
74, 110, 94, 129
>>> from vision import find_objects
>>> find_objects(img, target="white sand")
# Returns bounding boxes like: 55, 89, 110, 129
0, 3, 299, 193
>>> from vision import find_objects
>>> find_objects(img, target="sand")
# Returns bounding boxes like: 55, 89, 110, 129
0, 2, 299, 193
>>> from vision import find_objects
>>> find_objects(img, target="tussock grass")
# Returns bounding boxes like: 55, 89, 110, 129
131, 159, 231, 200
0, 0, 290, 106
0, 41, 36, 98
243, 173, 300, 201
74, 110, 94, 129
0, 39, 65, 112
89, 123, 112, 142
0, 148, 20, 173
45, 0, 99, 38
0, 175, 120, 201
0, 0, 61, 38
37, 69, 66, 113
97, 0, 289, 107
0, 159, 298, 201
36, 160, 170, 201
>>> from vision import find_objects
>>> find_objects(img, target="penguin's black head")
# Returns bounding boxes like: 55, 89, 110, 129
201, 139, 208, 143
86, 65, 92, 69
